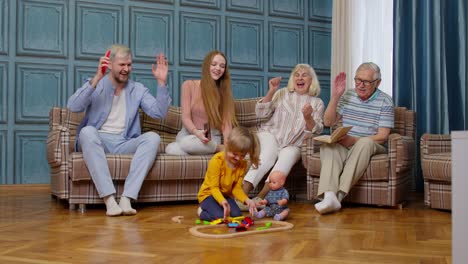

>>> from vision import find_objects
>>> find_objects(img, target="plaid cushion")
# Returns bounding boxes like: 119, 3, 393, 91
141, 106, 181, 145
69, 179, 205, 204
424, 181, 451, 210
421, 153, 451, 182
420, 133, 452, 210
70, 153, 212, 181
234, 97, 270, 127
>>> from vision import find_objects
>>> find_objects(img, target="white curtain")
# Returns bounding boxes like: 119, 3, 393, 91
331, 0, 394, 96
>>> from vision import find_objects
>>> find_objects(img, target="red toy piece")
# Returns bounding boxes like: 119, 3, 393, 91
101, 50, 111, 75
234, 216, 255, 232
243, 217, 254, 226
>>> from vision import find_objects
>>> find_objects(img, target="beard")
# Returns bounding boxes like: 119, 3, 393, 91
112, 71, 129, 84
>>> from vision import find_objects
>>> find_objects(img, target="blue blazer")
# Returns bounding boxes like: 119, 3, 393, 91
67, 76, 172, 150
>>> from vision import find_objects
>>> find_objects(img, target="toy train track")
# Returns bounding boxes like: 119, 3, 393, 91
189, 220, 294, 238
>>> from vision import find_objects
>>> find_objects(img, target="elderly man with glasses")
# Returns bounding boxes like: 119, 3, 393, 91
314, 62, 394, 214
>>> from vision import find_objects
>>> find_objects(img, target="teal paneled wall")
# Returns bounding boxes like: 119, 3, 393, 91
0, 0, 332, 184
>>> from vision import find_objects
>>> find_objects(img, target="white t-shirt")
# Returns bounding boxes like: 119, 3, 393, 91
99, 91, 126, 134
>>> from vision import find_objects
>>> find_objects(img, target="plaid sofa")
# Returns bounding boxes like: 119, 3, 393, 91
420, 134, 451, 210
47, 98, 308, 210
305, 107, 416, 207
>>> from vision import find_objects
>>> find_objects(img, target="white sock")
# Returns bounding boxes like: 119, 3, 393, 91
197, 207, 202, 217
104, 195, 122, 216
315, 191, 341, 214
119, 196, 137, 215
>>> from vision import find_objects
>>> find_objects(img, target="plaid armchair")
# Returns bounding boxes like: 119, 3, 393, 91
420, 134, 451, 210
47, 98, 307, 210
304, 107, 416, 207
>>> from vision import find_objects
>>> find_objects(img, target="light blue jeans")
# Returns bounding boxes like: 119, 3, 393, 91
78, 126, 160, 200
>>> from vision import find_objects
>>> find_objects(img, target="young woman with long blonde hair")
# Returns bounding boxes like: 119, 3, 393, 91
166, 50, 238, 155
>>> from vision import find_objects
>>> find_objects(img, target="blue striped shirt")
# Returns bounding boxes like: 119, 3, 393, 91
337, 89, 394, 137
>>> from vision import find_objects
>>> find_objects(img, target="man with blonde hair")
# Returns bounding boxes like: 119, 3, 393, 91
67, 44, 171, 216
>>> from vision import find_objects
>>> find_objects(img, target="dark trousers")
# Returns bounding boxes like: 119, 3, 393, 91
199, 196, 242, 221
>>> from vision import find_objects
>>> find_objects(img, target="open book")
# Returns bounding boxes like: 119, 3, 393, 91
314, 126, 353, 143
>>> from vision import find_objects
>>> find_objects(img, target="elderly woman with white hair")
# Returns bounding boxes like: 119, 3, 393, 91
237, 64, 325, 210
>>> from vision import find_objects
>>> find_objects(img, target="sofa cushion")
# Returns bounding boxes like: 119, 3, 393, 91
234, 97, 272, 128
141, 107, 181, 145
69, 153, 212, 181
421, 152, 451, 182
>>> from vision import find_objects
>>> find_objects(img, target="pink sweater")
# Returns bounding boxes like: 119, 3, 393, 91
180, 80, 232, 139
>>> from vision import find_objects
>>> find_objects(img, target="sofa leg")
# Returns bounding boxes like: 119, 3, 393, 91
69, 203, 76, 211
78, 204, 86, 213
389, 201, 406, 210
397, 201, 406, 210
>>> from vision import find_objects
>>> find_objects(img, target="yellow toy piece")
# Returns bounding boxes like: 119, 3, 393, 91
209, 218, 225, 225
227, 216, 245, 224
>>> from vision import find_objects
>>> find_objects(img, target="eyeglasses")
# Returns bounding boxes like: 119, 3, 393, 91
354, 78, 379, 87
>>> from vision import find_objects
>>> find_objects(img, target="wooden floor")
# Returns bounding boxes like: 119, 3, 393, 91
0, 185, 451, 264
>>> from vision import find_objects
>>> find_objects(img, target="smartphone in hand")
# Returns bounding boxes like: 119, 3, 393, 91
101, 50, 111, 74
204, 123, 211, 140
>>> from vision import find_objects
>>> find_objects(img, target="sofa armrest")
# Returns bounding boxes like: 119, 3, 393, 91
47, 125, 70, 167
301, 136, 320, 168
420, 133, 451, 157
47, 107, 72, 168
388, 133, 416, 176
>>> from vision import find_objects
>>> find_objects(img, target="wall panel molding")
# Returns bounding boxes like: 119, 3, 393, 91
130, 7, 174, 63
317, 74, 331, 105
75, 2, 123, 59
17, 0, 67, 58
16, 63, 66, 123
180, 12, 220, 66
226, 17, 263, 70
269, 0, 304, 20
226, 0, 263, 15
138, 0, 174, 4
178, 70, 201, 87
180, 0, 221, 10
132, 70, 175, 105
0, 0, 8, 55
309, 0, 332, 22
15, 131, 50, 184
268, 22, 304, 71
309, 29, 331, 72
231, 74, 263, 98
74, 65, 95, 94
0, 63, 6, 123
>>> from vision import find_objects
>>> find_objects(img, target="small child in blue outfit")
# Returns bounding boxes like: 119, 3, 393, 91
254, 170, 289, 221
